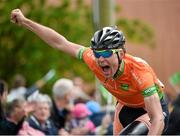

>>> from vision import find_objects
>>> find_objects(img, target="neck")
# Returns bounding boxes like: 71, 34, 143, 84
113, 52, 122, 79
7, 116, 18, 124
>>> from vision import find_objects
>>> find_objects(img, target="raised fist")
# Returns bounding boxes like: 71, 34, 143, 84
10, 9, 26, 26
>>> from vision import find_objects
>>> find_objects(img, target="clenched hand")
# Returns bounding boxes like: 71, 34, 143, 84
10, 9, 26, 26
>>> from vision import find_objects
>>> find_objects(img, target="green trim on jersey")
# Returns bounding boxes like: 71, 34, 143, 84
77, 47, 86, 60
142, 86, 157, 97
142, 84, 164, 99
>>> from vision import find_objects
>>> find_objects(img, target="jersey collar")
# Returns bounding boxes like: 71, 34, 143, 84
113, 59, 125, 79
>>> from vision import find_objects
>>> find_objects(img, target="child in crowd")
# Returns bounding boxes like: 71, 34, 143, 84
70, 103, 95, 135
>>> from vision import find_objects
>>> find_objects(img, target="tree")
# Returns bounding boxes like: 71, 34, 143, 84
0, 0, 94, 93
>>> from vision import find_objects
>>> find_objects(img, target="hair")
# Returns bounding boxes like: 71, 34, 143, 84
28, 93, 52, 107
0, 80, 8, 119
52, 78, 74, 98
6, 99, 25, 117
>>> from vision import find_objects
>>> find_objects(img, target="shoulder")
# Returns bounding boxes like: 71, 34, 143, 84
77, 47, 94, 60
0, 118, 17, 134
124, 54, 155, 87
124, 54, 149, 66
77, 48, 96, 67
124, 54, 153, 75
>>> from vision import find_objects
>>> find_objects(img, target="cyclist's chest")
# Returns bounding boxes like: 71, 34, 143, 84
100, 78, 140, 96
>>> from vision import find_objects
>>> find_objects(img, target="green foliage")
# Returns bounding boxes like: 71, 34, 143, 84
0, 0, 94, 93
117, 18, 155, 47
114, 3, 155, 46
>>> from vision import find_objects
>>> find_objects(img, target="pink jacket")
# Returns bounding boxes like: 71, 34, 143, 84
18, 121, 45, 136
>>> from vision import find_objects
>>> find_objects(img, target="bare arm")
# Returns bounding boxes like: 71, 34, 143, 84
144, 93, 164, 135
113, 102, 123, 135
10, 9, 83, 57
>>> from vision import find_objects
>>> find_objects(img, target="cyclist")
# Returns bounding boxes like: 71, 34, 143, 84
10, 9, 169, 135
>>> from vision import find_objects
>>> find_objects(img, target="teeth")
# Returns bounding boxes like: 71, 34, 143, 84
99, 62, 105, 66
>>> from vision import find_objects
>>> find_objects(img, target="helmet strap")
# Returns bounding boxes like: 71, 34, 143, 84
113, 52, 122, 79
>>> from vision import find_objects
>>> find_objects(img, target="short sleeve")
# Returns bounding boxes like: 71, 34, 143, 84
77, 47, 87, 60
138, 72, 157, 97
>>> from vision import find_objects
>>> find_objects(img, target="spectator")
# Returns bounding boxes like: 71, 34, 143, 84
50, 78, 74, 130
18, 121, 45, 136
164, 72, 180, 134
7, 74, 26, 102
86, 100, 101, 114
27, 93, 58, 135
95, 113, 113, 135
71, 86, 91, 104
0, 80, 24, 135
6, 99, 26, 125
5, 98, 43, 135
73, 77, 95, 100
86, 100, 105, 127
70, 103, 95, 135
73, 76, 85, 91
86, 100, 113, 135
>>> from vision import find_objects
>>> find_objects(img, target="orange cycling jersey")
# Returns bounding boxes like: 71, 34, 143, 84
78, 48, 164, 108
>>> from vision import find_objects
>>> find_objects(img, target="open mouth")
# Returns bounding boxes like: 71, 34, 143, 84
101, 65, 111, 73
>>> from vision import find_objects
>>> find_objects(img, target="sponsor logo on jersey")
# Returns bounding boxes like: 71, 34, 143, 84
143, 86, 156, 96
120, 84, 129, 91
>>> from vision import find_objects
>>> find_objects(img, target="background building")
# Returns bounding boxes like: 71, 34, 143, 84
117, 0, 180, 99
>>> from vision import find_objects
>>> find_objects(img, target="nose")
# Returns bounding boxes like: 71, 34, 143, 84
98, 56, 105, 61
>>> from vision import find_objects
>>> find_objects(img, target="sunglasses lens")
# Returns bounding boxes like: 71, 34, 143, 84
93, 52, 101, 58
93, 50, 113, 58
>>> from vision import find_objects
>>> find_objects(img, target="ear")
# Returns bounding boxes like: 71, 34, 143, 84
119, 49, 125, 58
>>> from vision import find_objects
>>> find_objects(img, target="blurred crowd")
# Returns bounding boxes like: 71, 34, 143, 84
0, 74, 114, 135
